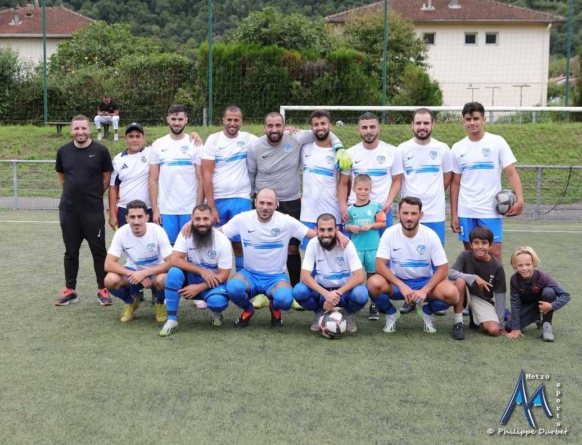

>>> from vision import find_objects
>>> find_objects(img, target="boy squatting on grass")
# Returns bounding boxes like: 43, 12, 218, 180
448, 226, 507, 341
504, 246, 571, 342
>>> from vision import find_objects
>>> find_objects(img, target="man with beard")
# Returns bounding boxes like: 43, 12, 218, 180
104, 200, 173, 323
367, 197, 459, 335
55, 115, 114, 307
222, 188, 349, 328
149, 104, 204, 245
397, 108, 453, 315
246, 112, 344, 288
292, 214, 368, 333
160, 205, 233, 336
299, 110, 342, 250
202, 105, 258, 273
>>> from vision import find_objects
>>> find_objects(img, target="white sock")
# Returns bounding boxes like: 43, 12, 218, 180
454, 313, 463, 324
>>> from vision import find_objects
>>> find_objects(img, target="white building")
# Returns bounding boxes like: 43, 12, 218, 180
0, 6, 92, 62
326, 0, 565, 106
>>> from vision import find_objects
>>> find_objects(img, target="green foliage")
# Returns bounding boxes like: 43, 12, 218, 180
341, 11, 428, 98
50, 21, 165, 70
391, 64, 443, 122
0, 48, 20, 117
228, 6, 338, 54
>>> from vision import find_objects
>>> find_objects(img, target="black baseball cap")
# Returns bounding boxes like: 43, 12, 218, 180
125, 122, 145, 135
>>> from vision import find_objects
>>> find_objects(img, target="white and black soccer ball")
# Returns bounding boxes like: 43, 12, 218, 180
319, 310, 347, 339
494, 190, 517, 215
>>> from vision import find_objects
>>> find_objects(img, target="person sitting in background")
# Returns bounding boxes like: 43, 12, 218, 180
94, 94, 120, 141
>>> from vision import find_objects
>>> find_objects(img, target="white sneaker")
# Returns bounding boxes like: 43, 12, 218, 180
345, 313, 357, 333
541, 322, 554, 342
113, 134, 119, 141
311, 311, 323, 331
97, 132, 103, 141
418, 307, 437, 333
383, 309, 401, 333
159, 319, 178, 337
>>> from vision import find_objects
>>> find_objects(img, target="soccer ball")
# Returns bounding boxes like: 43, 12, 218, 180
494, 190, 516, 215
319, 310, 347, 339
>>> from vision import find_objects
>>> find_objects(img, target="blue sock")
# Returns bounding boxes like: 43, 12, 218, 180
152, 288, 165, 304
429, 299, 449, 313
422, 304, 433, 315
374, 293, 396, 315
292, 283, 318, 311
227, 279, 253, 312
165, 267, 185, 321
235, 256, 244, 273
109, 287, 133, 304
128, 283, 143, 296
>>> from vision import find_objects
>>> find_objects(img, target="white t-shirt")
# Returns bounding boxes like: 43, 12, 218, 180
173, 229, 233, 273
451, 132, 517, 219
398, 138, 453, 222
342, 141, 404, 205
202, 131, 258, 199
110, 146, 152, 208
302, 238, 362, 288
300, 142, 341, 223
222, 210, 309, 275
376, 224, 448, 280
150, 134, 202, 215
108, 223, 172, 270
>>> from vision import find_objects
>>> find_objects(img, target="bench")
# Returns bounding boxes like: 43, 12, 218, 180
47, 122, 110, 138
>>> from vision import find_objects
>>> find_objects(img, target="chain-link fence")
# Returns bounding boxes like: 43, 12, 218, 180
1, 160, 580, 221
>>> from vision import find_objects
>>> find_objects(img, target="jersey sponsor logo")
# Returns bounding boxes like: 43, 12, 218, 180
377, 156, 386, 164
141, 156, 147, 163
482, 148, 490, 157
430, 150, 437, 160
181, 146, 189, 154
282, 144, 292, 153
208, 250, 216, 259
326, 155, 334, 164
336, 257, 345, 266
271, 228, 281, 236
237, 141, 246, 147
417, 245, 427, 255
147, 243, 156, 252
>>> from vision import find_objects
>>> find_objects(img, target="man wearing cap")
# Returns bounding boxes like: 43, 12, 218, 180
108, 123, 153, 229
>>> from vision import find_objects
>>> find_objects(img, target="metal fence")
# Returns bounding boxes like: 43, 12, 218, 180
0, 160, 581, 221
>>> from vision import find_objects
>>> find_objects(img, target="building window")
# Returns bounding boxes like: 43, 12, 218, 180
465, 33, 477, 45
485, 33, 498, 45
423, 33, 435, 45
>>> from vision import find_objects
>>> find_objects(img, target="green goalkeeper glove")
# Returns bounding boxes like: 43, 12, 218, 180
335, 148, 352, 172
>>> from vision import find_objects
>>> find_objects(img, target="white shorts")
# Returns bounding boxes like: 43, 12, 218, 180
468, 295, 499, 325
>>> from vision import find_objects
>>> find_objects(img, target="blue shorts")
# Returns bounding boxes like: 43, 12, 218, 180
183, 272, 228, 300
421, 221, 445, 247
117, 207, 153, 227
215, 198, 252, 242
391, 277, 431, 300
299, 221, 343, 250
458, 217, 503, 243
357, 250, 377, 273
161, 214, 191, 245
238, 269, 289, 297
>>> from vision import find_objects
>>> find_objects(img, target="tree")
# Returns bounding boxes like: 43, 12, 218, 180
392, 64, 443, 107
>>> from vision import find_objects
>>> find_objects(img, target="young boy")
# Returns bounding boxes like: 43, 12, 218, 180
449, 226, 507, 340
505, 246, 571, 342
344, 174, 387, 320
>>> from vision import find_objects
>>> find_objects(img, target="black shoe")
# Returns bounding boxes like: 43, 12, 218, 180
235, 308, 255, 328
269, 303, 283, 328
368, 303, 380, 321
469, 310, 479, 329
452, 322, 465, 340
400, 302, 416, 314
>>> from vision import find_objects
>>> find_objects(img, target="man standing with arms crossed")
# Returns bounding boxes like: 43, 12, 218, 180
55, 115, 113, 306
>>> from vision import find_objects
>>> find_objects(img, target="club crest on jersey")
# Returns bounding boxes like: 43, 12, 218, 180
282, 144, 292, 153
141, 156, 147, 163
208, 250, 216, 259
417, 245, 426, 255
367, 210, 373, 216
237, 141, 245, 147
482, 148, 490, 157
271, 228, 281, 236
377, 156, 386, 164
336, 257, 345, 266
181, 145, 189, 154
430, 150, 437, 160
326, 155, 334, 164
147, 243, 156, 252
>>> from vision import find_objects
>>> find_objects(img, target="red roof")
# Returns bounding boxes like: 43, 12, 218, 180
326, 0, 565, 24
0, 6, 93, 37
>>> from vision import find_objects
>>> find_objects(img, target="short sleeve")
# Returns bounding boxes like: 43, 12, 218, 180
390, 148, 404, 176
173, 232, 188, 253
101, 147, 113, 173
429, 231, 448, 267
345, 241, 363, 271
288, 216, 309, 241
498, 137, 517, 169
216, 233, 233, 270
108, 230, 124, 257
451, 144, 462, 174
202, 134, 217, 161
376, 231, 392, 259
442, 145, 453, 173
221, 213, 242, 239
301, 239, 317, 272
149, 143, 160, 165
193, 145, 202, 166
55, 148, 63, 173
157, 227, 173, 259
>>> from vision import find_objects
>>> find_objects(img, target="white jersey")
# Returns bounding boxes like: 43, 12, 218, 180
376, 224, 447, 280
150, 134, 202, 215
108, 223, 172, 270
398, 138, 452, 222
343, 141, 404, 205
302, 238, 362, 288
300, 142, 341, 223
222, 210, 309, 275
451, 132, 517, 219
173, 229, 233, 273
110, 146, 152, 208
202, 131, 258, 199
